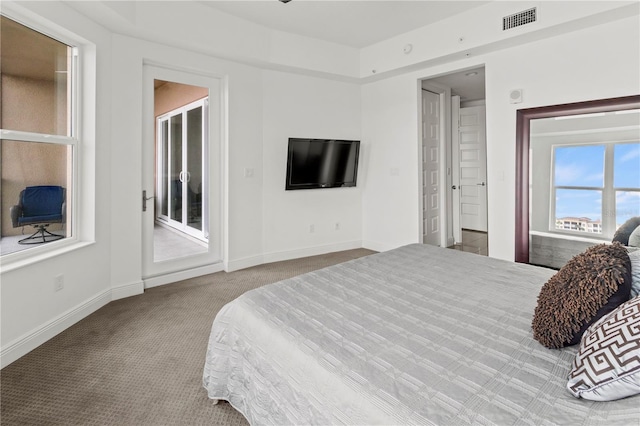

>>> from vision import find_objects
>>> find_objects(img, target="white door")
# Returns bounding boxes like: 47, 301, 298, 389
422, 90, 441, 246
142, 64, 222, 284
458, 105, 488, 232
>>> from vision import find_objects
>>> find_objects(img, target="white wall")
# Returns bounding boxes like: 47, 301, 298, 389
1, 1, 113, 365
262, 70, 362, 262
361, 15, 640, 258
361, 75, 422, 251
1, 0, 362, 366
484, 15, 639, 259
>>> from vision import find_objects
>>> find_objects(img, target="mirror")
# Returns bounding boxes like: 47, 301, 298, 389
515, 95, 640, 267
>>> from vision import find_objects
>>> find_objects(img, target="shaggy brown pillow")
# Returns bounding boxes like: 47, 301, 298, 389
531, 242, 632, 349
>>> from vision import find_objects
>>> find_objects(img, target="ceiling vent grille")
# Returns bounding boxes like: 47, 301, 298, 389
503, 7, 537, 31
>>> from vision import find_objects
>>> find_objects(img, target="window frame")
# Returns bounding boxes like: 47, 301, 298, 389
1, 8, 94, 270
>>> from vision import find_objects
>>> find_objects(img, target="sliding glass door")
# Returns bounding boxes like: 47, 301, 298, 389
156, 98, 208, 241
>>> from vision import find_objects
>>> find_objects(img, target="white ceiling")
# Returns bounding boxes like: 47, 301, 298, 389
198, 1, 489, 100
199, 1, 490, 48
5, 1, 489, 100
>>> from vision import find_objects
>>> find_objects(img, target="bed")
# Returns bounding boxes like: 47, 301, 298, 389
202, 244, 640, 425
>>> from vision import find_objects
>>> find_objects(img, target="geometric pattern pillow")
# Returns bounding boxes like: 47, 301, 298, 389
567, 295, 640, 401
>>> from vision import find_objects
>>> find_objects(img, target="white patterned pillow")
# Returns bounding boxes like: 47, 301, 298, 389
567, 295, 640, 401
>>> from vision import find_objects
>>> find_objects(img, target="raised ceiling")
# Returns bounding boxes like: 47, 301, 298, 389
2, 1, 489, 100
200, 1, 490, 48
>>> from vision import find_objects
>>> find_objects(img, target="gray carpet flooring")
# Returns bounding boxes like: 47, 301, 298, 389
1, 248, 375, 425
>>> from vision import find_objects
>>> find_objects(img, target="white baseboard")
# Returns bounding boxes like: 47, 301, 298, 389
143, 262, 224, 289
225, 254, 264, 272
361, 239, 395, 253
262, 240, 362, 265
1, 288, 112, 369
112, 280, 144, 300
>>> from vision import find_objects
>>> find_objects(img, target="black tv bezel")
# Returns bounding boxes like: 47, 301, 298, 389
285, 138, 360, 190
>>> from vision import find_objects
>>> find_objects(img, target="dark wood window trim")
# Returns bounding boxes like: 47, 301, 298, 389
515, 95, 640, 263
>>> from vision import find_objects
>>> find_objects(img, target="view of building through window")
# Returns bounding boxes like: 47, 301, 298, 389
553, 141, 640, 235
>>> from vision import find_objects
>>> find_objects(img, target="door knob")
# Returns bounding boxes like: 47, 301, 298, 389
452, 185, 457, 189
477, 182, 486, 186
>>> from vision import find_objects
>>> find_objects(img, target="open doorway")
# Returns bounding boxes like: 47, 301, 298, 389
420, 66, 488, 255
142, 64, 223, 287
152, 80, 209, 262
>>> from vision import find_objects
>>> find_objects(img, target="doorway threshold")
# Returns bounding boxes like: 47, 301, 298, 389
153, 223, 207, 262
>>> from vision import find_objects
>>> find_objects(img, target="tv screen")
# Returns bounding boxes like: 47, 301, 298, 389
285, 138, 360, 190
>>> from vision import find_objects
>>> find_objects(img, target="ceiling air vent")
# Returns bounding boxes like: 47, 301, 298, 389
503, 7, 537, 31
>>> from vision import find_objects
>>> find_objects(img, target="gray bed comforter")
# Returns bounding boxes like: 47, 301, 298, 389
203, 244, 640, 425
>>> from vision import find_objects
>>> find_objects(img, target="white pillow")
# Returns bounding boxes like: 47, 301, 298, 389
567, 295, 640, 401
630, 250, 640, 299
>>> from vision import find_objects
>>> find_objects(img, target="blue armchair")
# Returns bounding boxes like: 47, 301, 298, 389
10, 185, 66, 244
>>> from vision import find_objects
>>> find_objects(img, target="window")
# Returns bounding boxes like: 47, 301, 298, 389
552, 141, 640, 238
614, 143, 640, 227
1, 15, 77, 256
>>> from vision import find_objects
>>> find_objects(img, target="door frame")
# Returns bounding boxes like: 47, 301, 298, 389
142, 62, 224, 286
419, 81, 453, 248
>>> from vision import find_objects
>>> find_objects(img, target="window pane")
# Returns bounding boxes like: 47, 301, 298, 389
616, 191, 640, 229
1, 139, 71, 254
0, 16, 71, 136
554, 145, 605, 187
187, 106, 202, 231
160, 120, 169, 217
170, 114, 183, 222
614, 142, 640, 189
554, 188, 602, 234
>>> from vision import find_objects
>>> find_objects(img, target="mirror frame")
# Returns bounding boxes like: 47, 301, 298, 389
515, 94, 640, 263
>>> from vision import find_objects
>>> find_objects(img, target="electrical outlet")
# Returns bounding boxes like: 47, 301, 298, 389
335, 222, 340, 231
309, 224, 315, 233
54, 275, 64, 292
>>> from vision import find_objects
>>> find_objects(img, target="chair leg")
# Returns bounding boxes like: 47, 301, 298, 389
18, 224, 65, 245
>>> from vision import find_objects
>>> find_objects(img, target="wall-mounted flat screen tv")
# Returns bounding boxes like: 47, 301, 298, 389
285, 138, 360, 190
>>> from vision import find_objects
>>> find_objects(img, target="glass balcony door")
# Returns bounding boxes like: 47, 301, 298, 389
156, 98, 208, 241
